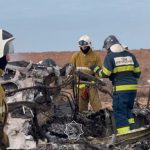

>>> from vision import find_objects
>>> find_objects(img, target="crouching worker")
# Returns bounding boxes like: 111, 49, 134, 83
0, 29, 15, 148
90, 35, 141, 135
69, 35, 102, 112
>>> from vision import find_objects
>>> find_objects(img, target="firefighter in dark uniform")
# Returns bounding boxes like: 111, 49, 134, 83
90, 35, 141, 134
0, 29, 15, 148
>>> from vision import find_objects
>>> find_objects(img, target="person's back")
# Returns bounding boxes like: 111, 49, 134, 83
90, 35, 141, 135
105, 49, 140, 91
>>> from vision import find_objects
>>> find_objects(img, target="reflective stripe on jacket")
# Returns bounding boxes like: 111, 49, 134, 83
99, 50, 141, 92
70, 49, 102, 75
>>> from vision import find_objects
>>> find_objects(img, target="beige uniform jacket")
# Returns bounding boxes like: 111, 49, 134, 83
70, 49, 102, 75
0, 69, 7, 125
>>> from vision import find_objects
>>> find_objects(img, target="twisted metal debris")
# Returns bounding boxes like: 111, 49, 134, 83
1, 59, 150, 149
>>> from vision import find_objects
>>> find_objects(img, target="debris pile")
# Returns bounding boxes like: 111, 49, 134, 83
1, 59, 150, 149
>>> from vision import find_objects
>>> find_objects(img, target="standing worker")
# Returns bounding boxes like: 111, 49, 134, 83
90, 35, 141, 134
0, 29, 15, 148
70, 35, 102, 112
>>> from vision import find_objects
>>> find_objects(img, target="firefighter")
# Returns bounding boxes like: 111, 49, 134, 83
0, 29, 15, 148
70, 35, 102, 112
90, 35, 141, 134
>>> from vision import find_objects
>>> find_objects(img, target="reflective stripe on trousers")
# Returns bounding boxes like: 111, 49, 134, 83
117, 126, 130, 134
113, 84, 137, 92
112, 91, 136, 131
128, 118, 135, 124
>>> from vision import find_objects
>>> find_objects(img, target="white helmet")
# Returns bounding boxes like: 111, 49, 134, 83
78, 35, 92, 47
122, 44, 128, 50
0, 29, 15, 58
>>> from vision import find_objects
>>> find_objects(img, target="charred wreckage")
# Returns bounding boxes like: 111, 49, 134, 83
0, 59, 150, 149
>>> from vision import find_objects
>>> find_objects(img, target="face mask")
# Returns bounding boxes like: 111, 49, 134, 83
80, 46, 90, 54
0, 55, 7, 70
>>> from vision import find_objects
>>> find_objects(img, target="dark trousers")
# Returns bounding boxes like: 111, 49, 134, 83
112, 91, 136, 129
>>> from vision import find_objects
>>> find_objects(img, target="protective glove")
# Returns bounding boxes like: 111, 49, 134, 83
89, 65, 101, 74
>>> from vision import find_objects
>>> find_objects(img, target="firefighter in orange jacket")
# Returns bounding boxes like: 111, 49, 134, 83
70, 35, 102, 112
0, 29, 15, 148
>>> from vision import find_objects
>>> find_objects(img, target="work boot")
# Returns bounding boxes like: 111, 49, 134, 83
106, 134, 117, 149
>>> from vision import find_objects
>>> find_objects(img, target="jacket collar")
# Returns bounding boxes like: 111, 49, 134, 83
110, 44, 125, 53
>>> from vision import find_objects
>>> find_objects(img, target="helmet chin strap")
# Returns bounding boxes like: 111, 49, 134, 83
80, 46, 90, 54
107, 48, 111, 54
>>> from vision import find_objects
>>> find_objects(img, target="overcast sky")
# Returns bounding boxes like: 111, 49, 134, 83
0, 0, 150, 52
